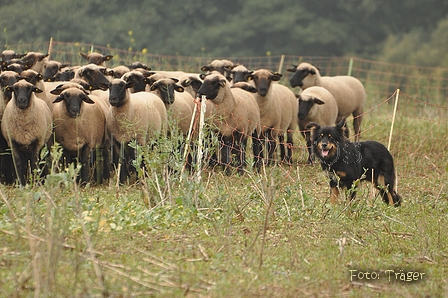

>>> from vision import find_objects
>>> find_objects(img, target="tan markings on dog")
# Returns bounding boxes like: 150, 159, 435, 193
330, 186, 340, 204
336, 171, 347, 178
377, 174, 394, 205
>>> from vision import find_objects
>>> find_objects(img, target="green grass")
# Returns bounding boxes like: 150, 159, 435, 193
0, 100, 447, 297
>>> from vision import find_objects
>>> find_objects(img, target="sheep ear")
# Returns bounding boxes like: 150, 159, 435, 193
82, 94, 95, 104
181, 79, 191, 87
199, 73, 207, 80
271, 72, 282, 81
104, 55, 113, 61
32, 86, 43, 94
125, 81, 134, 89
314, 98, 325, 105
201, 66, 211, 72
219, 79, 227, 87
305, 122, 320, 140
150, 82, 158, 91
53, 94, 64, 103
244, 85, 258, 93
50, 84, 65, 95
245, 73, 254, 81
174, 84, 184, 93
286, 64, 298, 72
38, 54, 49, 61
79, 52, 89, 60
170, 78, 179, 83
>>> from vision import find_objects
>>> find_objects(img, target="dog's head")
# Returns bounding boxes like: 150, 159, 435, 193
306, 118, 348, 163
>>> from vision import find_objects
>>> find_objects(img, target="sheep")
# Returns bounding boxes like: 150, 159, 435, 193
0, 70, 21, 184
127, 61, 151, 70
197, 72, 261, 173
122, 70, 149, 93
148, 77, 194, 137
21, 52, 49, 74
1, 80, 52, 185
229, 64, 252, 84
1, 50, 25, 62
178, 74, 203, 98
6, 63, 25, 73
201, 59, 234, 79
287, 62, 366, 141
295, 86, 338, 163
79, 52, 113, 67
245, 69, 298, 166
21, 69, 53, 110
0, 71, 21, 103
42, 60, 70, 81
108, 65, 131, 79
106, 78, 167, 183
51, 86, 108, 184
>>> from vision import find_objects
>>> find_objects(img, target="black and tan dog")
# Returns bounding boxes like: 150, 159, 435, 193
306, 118, 401, 206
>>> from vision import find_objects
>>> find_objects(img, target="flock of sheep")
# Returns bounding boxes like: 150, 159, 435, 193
0, 50, 366, 186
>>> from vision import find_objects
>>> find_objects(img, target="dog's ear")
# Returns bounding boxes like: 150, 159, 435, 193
336, 118, 347, 137
305, 122, 320, 141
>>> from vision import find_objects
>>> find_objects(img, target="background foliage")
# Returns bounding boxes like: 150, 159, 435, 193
1, 0, 448, 66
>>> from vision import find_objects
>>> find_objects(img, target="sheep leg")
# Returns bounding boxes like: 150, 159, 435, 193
285, 131, 294, 165
220, 135, 232, 175
11, 145, 26, 186
252, 131, 262, 171
80, 145, 91, 185
265, 129, 276, 166
353, 113, 363, 142
236, 133, 248, 174
278, 134, 286, 163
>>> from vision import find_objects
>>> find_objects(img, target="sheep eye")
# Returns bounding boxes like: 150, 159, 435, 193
320, 134, 324, 137
328, 134, 332, 138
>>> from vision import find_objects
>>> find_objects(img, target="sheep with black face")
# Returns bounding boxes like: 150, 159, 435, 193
1, 80, 52, 185
197, 72, 261, 173
287, 62, 365, 141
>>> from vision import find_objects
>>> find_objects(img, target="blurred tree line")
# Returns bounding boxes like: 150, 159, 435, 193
1, 0, 448, 67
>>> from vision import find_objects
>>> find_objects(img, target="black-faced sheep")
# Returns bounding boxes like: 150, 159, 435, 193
1, 50, 26, 62
229, 64, 252, 84
197, 72, 261, 173
295, 86, 338, 163
246, 69, 298, 166
1, 80, 52, 185
42, 60, 70, 82
108, 65, 130, 79
21, 52, 49, 74
106, 78, 168, 183
79, 52, 113, 67
52, 86, 108, 184
122, 70, 148, 93
21, 69, 53, 110
127, 61, 151, 70
149, 77, 194, 137
287, 62, 366, 141
201, 59, 234, 79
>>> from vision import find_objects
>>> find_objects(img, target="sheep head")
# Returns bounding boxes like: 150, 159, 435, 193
53, 87, 94, 118
109, 78, 132, 107
246, 69, 282, 97
77, 64, 110, 91
21, 69, 43, 86
1, 50, 26, 62
21, 52, 49, 70
197, 73, 227, 103
289, 62, 320, 88
296, 94, 325, 120
7, 80, 42, 109
150, 78, 183, 105
79, 52, 113, 66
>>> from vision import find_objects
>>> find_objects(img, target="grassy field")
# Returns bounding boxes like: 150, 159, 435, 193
0, 96, 447, 297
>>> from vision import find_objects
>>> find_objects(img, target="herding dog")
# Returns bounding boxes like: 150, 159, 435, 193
306, 118, 401, 206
